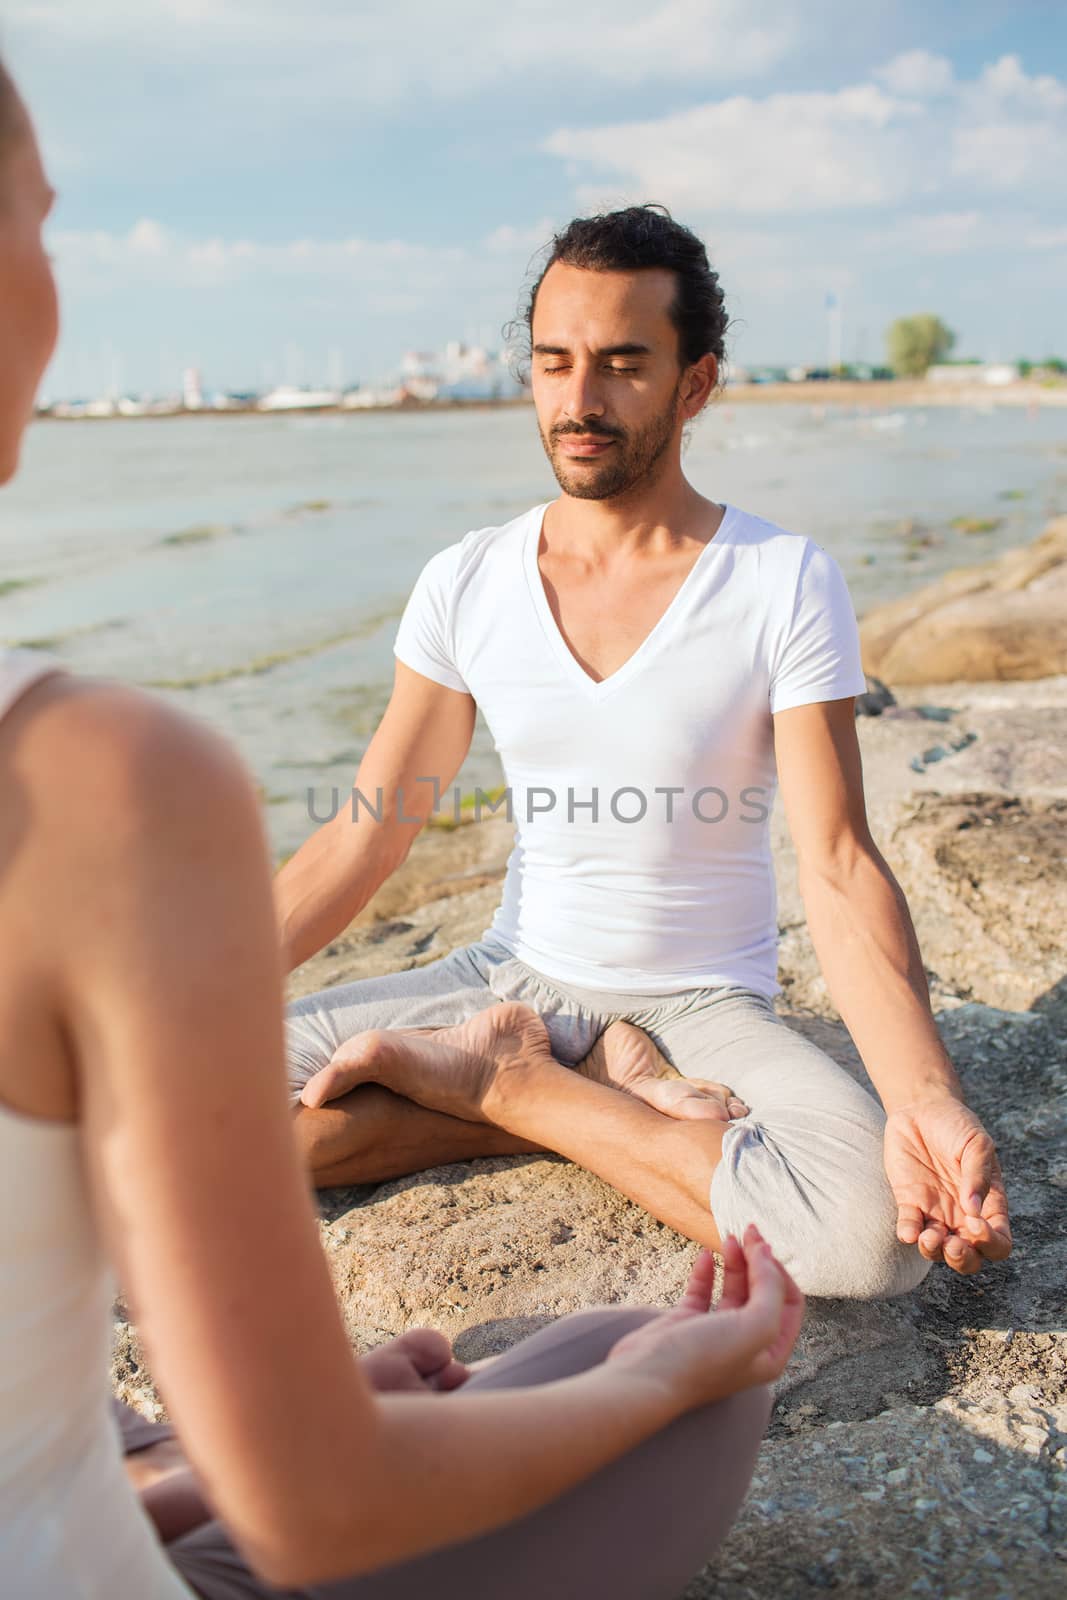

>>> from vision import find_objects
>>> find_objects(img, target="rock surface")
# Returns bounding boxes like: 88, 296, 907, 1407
859, 517, 1067, 683
112, 671, 1067, 1597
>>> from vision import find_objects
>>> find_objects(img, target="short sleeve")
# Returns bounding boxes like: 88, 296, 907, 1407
392, 545, 470, 694
769, 543, 866, 714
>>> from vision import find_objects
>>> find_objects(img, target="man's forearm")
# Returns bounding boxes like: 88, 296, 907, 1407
275, 815, 407, 973
799, 847, 964, 1114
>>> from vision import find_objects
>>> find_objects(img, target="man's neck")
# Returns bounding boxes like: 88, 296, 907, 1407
545, 472, 724, 562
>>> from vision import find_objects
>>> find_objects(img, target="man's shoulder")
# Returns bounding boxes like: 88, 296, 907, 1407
720, 504, 824, 604
422, 503, 545, 596
457, 502, 545, 561
723, 502, 816, 556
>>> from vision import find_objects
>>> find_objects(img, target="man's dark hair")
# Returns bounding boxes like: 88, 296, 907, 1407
507, 204, 729, 384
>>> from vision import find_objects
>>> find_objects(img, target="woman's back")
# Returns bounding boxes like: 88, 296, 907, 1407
0, 650, 192, 1599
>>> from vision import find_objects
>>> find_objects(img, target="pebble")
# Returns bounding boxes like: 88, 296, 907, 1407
973, 1447, 995, 1464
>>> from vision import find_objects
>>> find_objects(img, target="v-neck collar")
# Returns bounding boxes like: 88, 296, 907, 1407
523, 501, 738, 701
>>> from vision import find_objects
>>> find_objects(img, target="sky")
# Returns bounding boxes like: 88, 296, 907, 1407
5, 0, 1067, 398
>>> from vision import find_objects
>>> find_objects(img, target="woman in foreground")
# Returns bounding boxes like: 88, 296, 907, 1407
0, 61, 803, 1600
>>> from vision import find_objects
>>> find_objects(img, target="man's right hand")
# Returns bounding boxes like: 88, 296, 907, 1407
606, 1226, 803, 1411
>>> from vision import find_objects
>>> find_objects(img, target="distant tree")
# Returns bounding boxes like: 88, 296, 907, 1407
1043, 356, 1067, 375
886, 314, 956, 377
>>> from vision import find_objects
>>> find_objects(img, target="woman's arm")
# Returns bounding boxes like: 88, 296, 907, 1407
43, 684, 777, 1588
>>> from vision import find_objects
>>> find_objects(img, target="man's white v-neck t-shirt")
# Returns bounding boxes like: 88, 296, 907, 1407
393, 501, 866, 997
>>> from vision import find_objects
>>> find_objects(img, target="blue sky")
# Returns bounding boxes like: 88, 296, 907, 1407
6, 0, 1067, 397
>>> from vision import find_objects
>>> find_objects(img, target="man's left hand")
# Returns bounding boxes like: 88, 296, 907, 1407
884, 1098, 1012, 1275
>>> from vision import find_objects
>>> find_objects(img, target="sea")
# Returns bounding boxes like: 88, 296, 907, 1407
2, 400, 1065, 858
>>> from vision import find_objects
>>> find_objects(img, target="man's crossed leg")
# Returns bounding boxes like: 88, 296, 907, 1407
286, 939, 929, 1300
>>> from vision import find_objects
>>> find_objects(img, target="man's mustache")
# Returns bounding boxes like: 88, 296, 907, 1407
552, 423, 625, 442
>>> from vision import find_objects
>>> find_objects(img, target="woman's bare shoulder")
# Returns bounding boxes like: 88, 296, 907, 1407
0, 677, 268, 1120
5, 673, 269, 993
7, 674, 258, 840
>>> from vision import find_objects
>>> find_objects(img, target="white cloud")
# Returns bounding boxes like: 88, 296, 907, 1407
47, 214, 569, 345
43, 205, 564, 390
5, 0, 794, 99
545, 85, 920, 215
1025, 225, 1067, 250
950, 119, 1063, 189
484, 220, 556, 258
874, 49, 954, 98
946, 56, 1067, 192
860, 210, 986, 256
127, 219, 170, 257
543, 55, 1067, 218
51, 218, 474, 296
975, 53, 1067, 111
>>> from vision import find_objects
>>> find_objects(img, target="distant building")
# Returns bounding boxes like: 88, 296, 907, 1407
401, 351, 440, 380
927, 363, 1019, 386
340, 386, 404, 410
183, 367, 203, 411
401, 376, 441, 403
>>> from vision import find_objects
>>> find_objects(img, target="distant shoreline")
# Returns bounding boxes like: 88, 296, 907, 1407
34, 379, 1067, 423
722, 379, 1067, 407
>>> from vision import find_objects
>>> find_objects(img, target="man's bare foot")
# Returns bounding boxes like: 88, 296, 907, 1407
576, 1021, 750, 1124
299, 1002, 555, 1121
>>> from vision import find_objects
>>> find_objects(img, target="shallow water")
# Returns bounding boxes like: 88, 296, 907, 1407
2, 401, 1064, 855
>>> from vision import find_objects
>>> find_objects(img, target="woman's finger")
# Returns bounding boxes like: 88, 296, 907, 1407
734, 1240, 786, 1349
430, 1358, 471, 1392
717, 1234, 748, 1312
676, 1248, 718, 1314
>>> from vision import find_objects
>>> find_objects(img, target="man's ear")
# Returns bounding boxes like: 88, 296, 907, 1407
682, 354, 719, 418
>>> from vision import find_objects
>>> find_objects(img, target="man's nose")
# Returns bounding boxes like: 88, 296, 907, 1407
561, 365, 606, 425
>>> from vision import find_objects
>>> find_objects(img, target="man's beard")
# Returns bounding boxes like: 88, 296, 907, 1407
540, 384, 681, 501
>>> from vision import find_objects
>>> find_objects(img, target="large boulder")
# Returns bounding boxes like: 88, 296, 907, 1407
859, 518, 1067, 683
773, 676, 1067, 1020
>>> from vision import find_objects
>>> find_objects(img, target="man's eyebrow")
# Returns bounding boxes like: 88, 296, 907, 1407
532, 343, 652, 357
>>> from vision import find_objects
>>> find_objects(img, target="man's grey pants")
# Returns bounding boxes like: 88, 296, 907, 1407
286, 933, 930, 1301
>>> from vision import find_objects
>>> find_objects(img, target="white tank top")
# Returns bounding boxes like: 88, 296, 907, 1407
0, 650, 193, 1598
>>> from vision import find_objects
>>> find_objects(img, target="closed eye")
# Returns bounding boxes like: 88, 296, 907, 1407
539, 364, 641, 376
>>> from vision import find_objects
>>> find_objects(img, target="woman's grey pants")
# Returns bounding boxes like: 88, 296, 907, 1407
119, 1308, 771, 1600
285, 934, 929, 1302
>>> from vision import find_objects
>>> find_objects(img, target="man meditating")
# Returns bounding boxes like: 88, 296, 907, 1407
276, 206, 1011, 1300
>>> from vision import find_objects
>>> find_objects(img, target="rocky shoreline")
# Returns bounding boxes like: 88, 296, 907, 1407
113, 529, 1067, 1598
